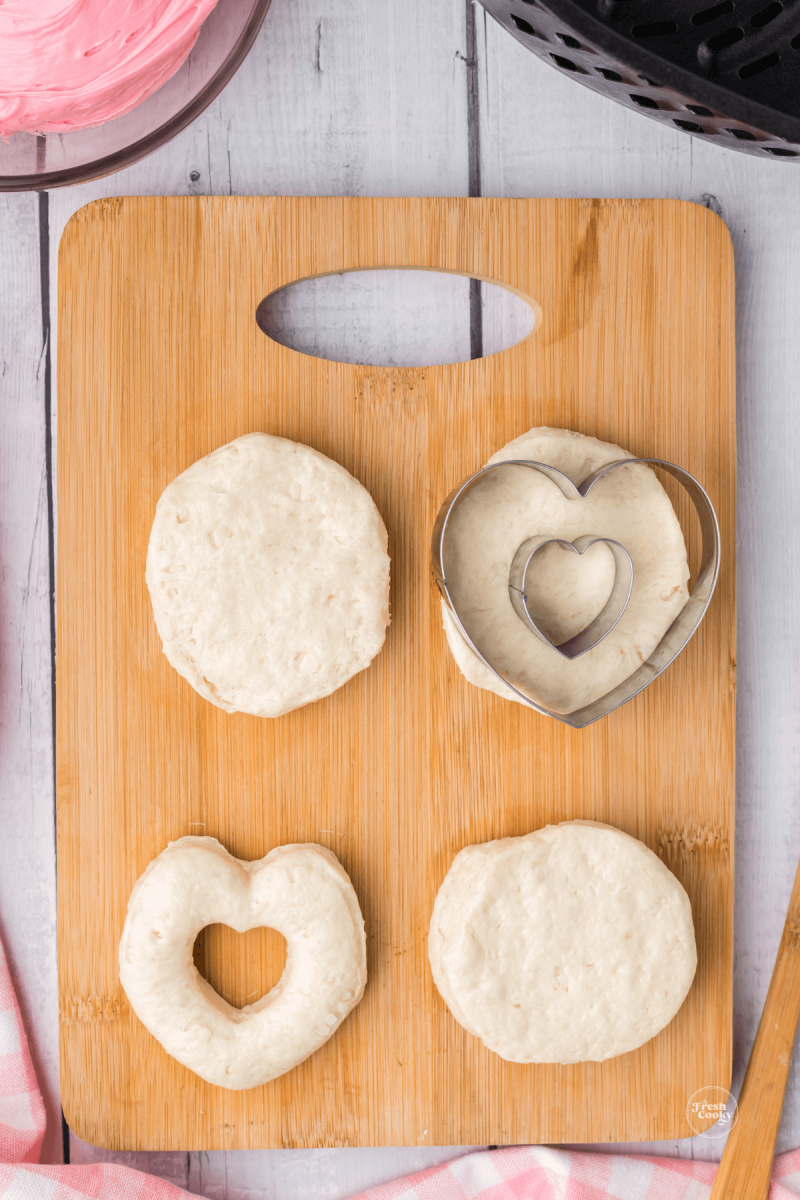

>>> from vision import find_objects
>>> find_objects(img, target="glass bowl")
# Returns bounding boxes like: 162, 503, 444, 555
0, 0, 271, 192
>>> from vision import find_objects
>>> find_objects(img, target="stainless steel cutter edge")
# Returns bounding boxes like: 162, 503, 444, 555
431, 457, 721, 729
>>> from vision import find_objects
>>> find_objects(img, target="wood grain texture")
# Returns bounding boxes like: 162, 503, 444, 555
472, 13, 800, 1160
0, 0, 785, 1182
56, 194, 735, 1151
709, 857, 800, 1200
46, 0, 477, 1168
26, 0, 800, 1180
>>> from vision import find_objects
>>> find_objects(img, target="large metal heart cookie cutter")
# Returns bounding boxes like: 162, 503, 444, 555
431, 458, 720, 729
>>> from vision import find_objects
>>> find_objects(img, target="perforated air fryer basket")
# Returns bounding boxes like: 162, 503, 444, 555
477, 0, 800, 158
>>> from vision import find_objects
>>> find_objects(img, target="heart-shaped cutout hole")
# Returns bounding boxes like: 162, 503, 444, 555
193, 924, 288, 1011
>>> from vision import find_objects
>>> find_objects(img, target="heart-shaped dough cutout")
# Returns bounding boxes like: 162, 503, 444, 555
119, 837, 366, 1090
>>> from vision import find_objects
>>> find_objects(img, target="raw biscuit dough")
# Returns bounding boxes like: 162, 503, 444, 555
441, 427, 690, 714
119, 837, 367, 1089
428, 821, 697, 1064
146, 432, 390, 717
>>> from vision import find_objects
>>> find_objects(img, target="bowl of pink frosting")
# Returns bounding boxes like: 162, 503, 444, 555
0, 0, 271, 190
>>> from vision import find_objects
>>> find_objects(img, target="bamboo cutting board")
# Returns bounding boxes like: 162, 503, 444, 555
57, 196, 735, 1150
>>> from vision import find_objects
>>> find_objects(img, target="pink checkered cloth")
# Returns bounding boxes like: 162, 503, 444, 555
0, 935, 186, 1199
3, 930, 800, 1200
351, 1148, 800, 1200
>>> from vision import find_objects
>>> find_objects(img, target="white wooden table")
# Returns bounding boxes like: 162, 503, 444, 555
3, 0, 800, 1193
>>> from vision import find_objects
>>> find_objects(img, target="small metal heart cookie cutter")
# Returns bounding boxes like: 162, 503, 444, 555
431, 457, 720, 728
509, 533, 634, 660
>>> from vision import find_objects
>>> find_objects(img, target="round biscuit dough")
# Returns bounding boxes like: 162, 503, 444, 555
146, 433, 390, 717
428, 821, 697, 1064
441, 427, 690, 714
119, 837, 367, 1089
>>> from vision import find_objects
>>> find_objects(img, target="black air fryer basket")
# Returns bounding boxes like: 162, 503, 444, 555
477, 0, 800, 158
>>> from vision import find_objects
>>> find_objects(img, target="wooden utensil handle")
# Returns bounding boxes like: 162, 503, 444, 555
710, 853, 800, 1200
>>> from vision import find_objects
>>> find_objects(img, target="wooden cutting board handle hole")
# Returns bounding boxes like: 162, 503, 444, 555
255, 268, 540, 366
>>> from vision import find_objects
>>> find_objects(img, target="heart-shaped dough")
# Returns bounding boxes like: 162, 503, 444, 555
118, 837, 367, 1090
441, 428, 690, 714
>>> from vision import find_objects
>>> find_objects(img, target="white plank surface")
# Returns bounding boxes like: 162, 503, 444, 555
0, 194, 62, 1168
1, 0, 800, 1190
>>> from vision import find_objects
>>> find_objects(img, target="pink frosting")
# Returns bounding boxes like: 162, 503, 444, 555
0, 0, 221, 137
